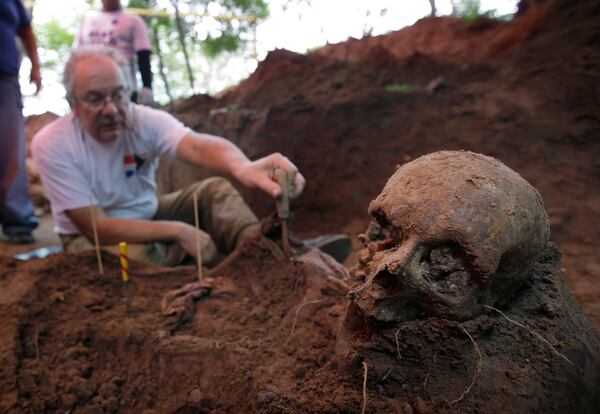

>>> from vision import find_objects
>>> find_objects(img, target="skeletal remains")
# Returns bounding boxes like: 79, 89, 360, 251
336, 151, 600, 412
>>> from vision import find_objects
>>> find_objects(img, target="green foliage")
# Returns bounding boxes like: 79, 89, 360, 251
218, 0, 269, 19
191, 0, 268, 59
452, 0, 496, 20
34, 19, 75, 70
202, 31, 241, 57
127, 0, 151, 8
385, 83, 414, 93
36, 20, 74, 51
30, 0, 270, 105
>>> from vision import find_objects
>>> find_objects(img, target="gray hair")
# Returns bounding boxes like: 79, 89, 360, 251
63, 45, 132, 104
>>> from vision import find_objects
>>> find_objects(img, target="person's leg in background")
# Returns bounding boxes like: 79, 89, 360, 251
146, 176, 352, 266
0, 76, 19, 207
0, 76, 38, 243
157, 177, 259, 253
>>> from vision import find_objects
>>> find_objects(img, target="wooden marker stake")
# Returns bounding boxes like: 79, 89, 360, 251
193, 192, 203, 281
89, 198, 104, 275
119, 241, 132, 313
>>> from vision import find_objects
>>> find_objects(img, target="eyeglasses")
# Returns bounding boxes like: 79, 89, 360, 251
77, 88, 130, 111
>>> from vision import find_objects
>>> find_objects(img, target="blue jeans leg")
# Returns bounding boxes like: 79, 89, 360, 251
0, 75, 38, 236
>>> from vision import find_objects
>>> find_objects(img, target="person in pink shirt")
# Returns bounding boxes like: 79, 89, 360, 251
74, 0, 153, 104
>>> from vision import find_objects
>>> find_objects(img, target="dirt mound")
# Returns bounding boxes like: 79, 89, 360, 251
0, 237, 352, 413
314, 4, 552, 64
163, 0, 600, 329
1, 231, 597, 413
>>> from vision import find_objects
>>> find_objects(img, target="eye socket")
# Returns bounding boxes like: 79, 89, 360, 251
370, 209, 404, 244
383, 225, 403, 244
420, 243, 470, 296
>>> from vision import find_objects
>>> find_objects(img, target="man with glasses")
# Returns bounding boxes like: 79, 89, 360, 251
31, 46, 314, 266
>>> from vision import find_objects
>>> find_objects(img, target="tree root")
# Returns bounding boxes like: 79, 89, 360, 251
361, 361, 368, 414
285, 299, 325, 345
422, 352, 437, 389
326, 275, 350, 292
395, 327, 402, 360
450, 324, 482, 405
483, 305, 577, 369
381, 368, 393, 381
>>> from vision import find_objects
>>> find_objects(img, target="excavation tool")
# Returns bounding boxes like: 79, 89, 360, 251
119, 242, 132, 313
274, 168, 291, 257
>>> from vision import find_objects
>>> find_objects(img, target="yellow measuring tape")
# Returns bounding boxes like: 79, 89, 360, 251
128, 7, 258, 22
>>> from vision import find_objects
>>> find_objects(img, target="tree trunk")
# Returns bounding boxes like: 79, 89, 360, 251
170, 0, 195, 91
429, 0, 437, 17
151, 23, 173, 103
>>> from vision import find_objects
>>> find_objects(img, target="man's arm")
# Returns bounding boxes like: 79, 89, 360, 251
136, 50, 153, 104
17, 25, 41, 94
65, 205, 213, 257
175, 132, 306, 198
137, 50, 152, 89
132, 14, 153, 104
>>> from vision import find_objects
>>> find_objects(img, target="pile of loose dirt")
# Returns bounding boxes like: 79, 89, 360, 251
160, 0, 600, 329
1, 233, 597, 413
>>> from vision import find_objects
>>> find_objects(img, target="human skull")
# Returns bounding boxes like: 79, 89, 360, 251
353, 151, 550, 322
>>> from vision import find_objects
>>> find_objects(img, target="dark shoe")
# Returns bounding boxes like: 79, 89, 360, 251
7, 231, 36, 244
304, 234, 353, 263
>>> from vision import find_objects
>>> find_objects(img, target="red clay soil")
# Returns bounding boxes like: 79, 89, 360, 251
2, 0, 600, 412
163, 0, 600, 329
2, 229, 597, 413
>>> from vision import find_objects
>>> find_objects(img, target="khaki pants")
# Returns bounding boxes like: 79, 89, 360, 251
60, 177, 259, 267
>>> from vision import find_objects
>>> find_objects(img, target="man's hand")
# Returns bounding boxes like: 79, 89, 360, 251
66, 206, 219, 265
30, 64, 41, 95
175, 223, 218, 265
234, 153, 306, 199
176, 134, 305, 199
17, 26, 41, 95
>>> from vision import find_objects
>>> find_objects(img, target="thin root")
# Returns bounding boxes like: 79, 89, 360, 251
450, 325, 482, 405
361, 361, 368, 414
285, 299, 325, 345
326, 275, 350, 291
483, 305, 577, 369
395, 328, 402, 360
423, 352, 437, 389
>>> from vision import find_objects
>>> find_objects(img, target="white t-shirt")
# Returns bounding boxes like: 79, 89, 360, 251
32, 104, 189, 235
73, 10, 152, 90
